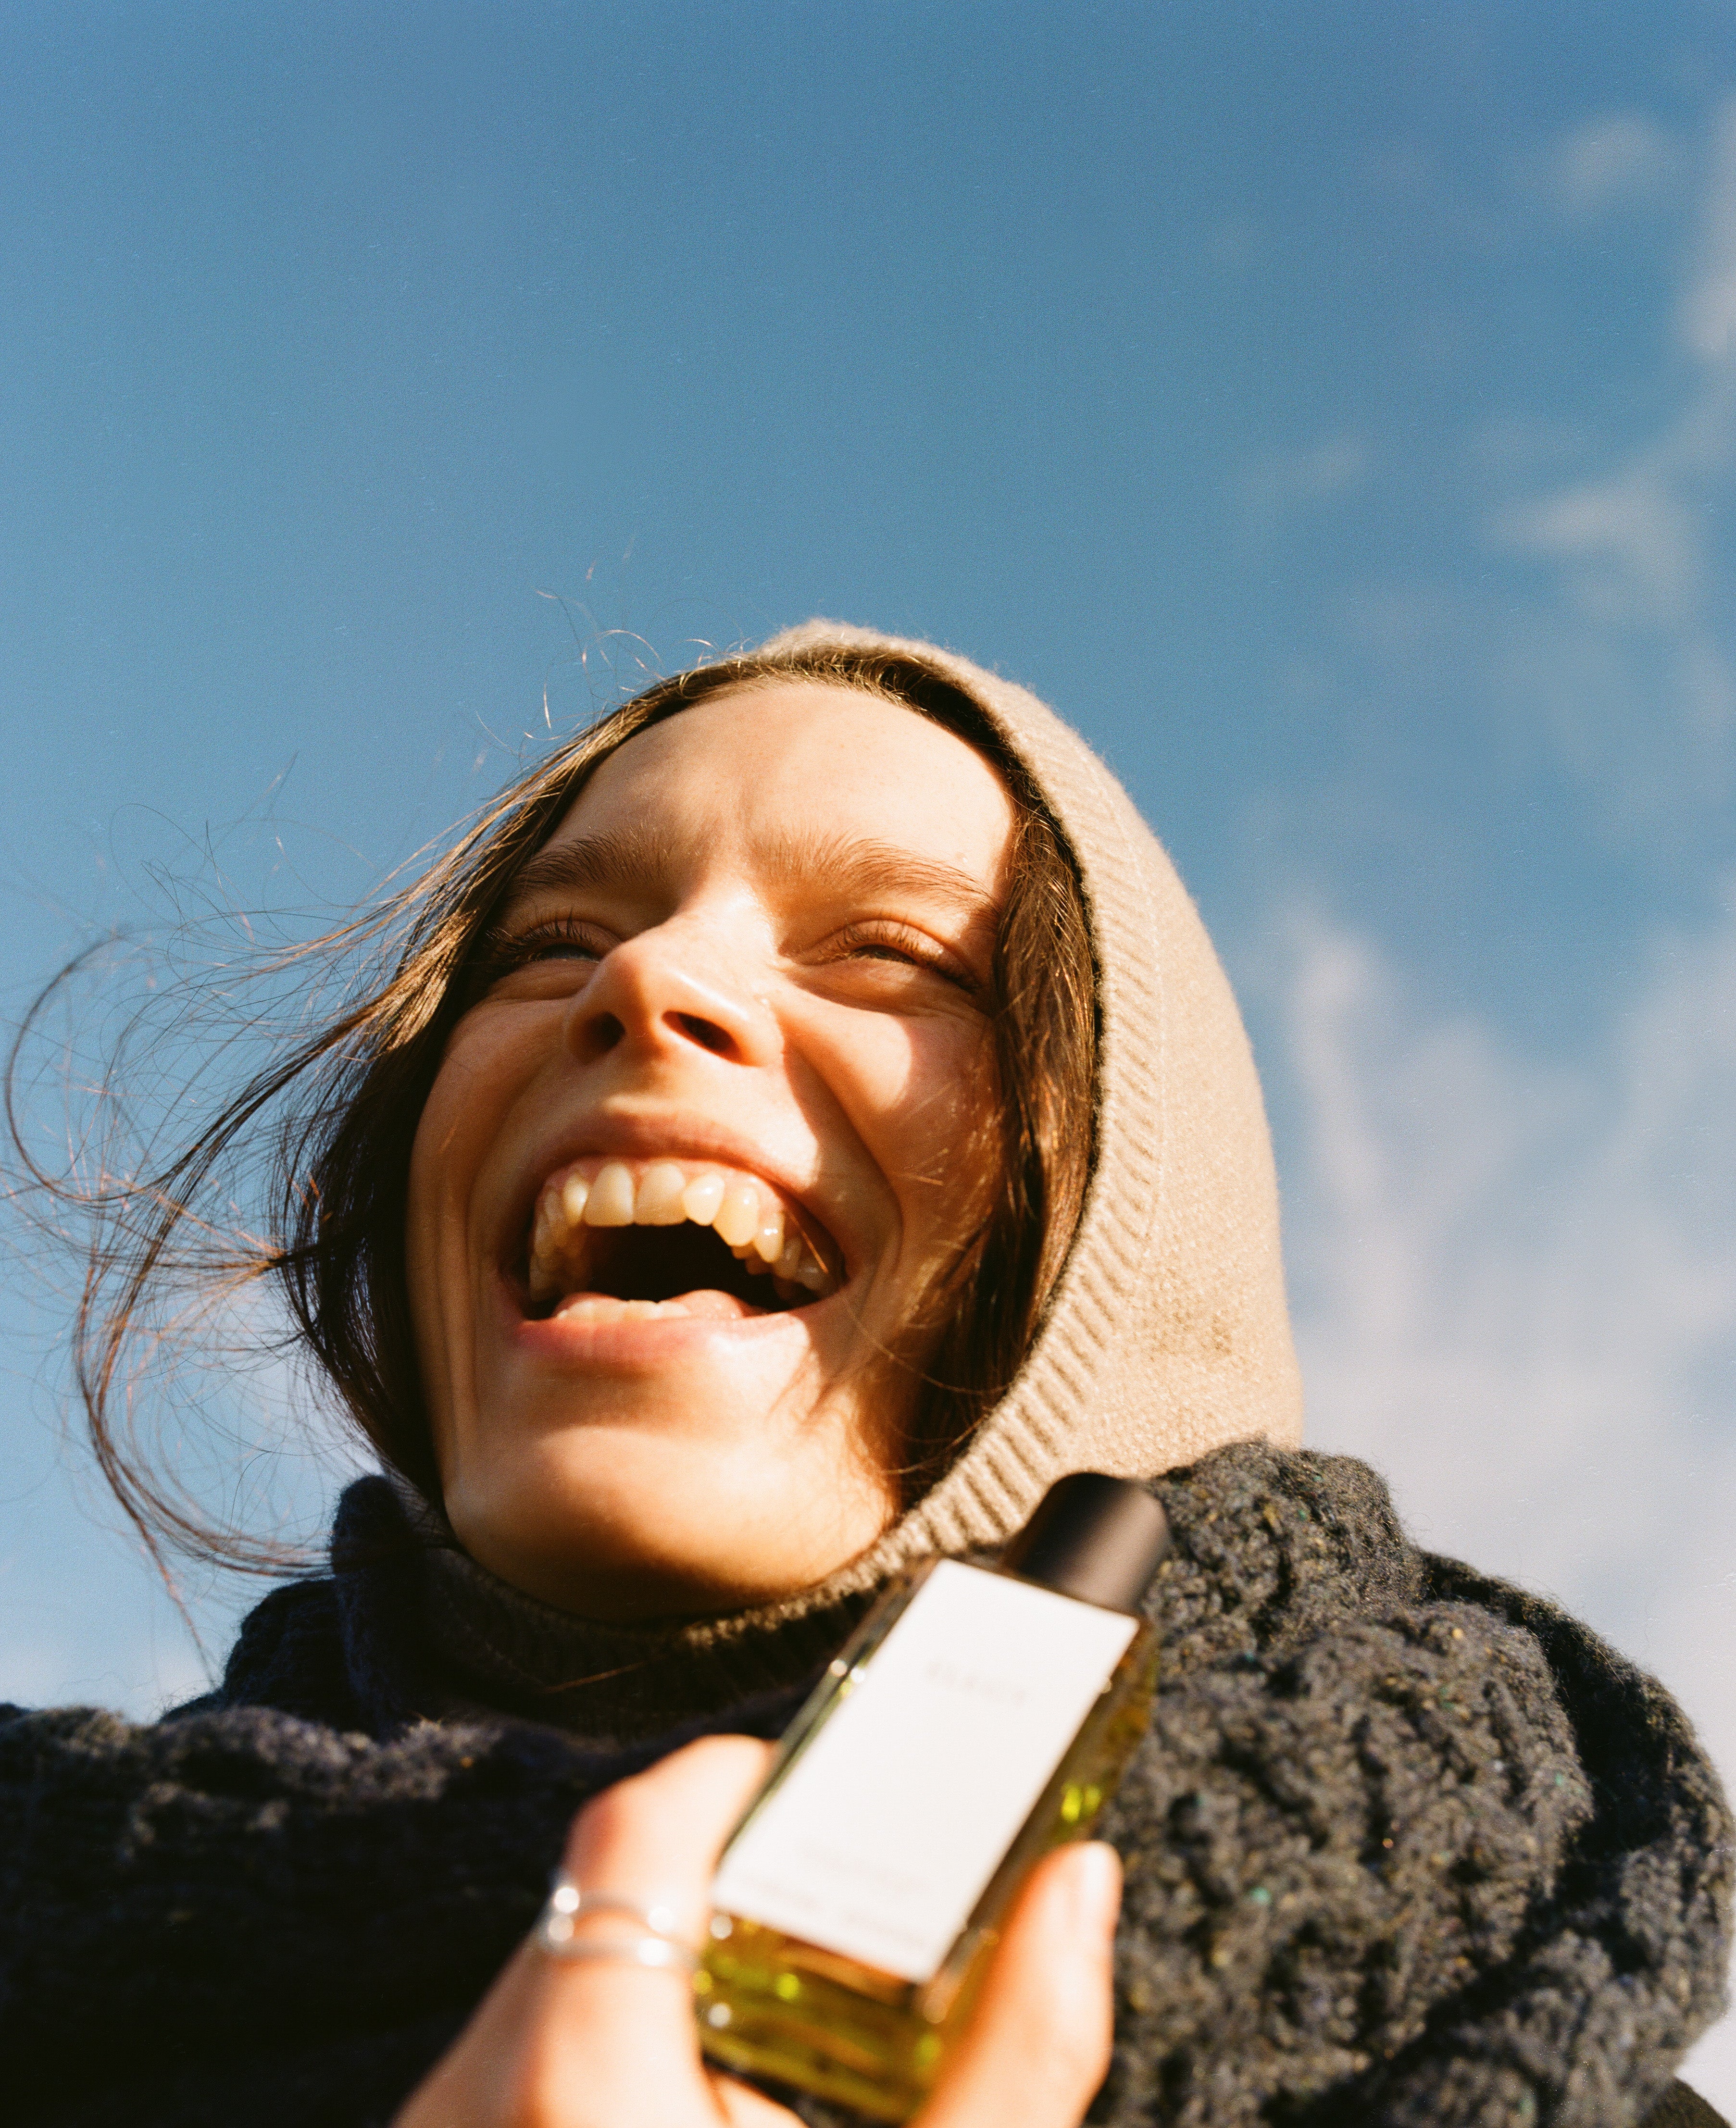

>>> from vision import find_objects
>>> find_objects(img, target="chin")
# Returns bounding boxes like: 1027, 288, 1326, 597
439, 1329, 899, 1620
450, 1432, 888, 1621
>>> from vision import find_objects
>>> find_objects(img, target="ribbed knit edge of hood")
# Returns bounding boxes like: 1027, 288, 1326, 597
401, 620, 1305, 1730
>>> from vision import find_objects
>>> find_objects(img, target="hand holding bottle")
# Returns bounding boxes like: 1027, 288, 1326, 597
395, 1734, 1122, 2128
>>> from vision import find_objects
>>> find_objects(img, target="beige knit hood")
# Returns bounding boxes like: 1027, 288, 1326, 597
764, 621, 1303, 1585
412, 621, 1304, 1728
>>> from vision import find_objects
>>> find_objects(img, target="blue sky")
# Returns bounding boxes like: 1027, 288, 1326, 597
4, 0, 1735, 2095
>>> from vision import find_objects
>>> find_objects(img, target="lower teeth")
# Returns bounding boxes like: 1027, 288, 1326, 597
553, 1296, 691, 1323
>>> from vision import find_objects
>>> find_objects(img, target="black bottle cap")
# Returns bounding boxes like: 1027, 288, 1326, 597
999, 1472, 1171, 1612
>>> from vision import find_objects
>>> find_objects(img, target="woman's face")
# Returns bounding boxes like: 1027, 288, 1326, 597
405, 681, 1015, 1620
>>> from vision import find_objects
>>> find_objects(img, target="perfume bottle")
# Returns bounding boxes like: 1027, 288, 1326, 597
696, 1472, 1170, 2123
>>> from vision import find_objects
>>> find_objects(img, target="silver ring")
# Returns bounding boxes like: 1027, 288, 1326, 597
534, 1879, 699, 1974
537, 1932, 699, 1972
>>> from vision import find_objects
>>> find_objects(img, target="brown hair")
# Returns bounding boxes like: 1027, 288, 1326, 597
8, 644, 1096, 1576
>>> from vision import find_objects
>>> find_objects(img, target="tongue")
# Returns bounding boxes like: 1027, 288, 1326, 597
550, 1287, 769, 1323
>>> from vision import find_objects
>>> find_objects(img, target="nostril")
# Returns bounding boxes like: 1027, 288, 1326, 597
669, 1011, 735, 1057
580, 1011, 626, 1058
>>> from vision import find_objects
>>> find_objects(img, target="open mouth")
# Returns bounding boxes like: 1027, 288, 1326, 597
523, 1158, 843, 1323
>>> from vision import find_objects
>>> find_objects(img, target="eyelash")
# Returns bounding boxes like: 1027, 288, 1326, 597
468, 915, 610, 984
828, 921, 975, 988
465, 915, 980, 996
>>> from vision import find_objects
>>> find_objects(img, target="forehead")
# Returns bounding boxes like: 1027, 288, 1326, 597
544, 680, 1015, 893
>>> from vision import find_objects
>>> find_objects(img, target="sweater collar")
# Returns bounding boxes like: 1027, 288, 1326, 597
342, 1473, 874, 1742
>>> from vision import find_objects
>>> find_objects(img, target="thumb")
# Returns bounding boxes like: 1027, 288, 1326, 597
398, 1735, 777, 2128
913, 1843, 1121, 2128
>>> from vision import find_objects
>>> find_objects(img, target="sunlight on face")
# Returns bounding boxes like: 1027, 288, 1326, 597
404, 682, 1016, 1619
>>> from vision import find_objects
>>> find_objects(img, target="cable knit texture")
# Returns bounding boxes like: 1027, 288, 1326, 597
0, 1447, 1727, 2127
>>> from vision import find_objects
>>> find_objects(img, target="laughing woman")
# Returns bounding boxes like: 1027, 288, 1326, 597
2, 625, 1730, 2128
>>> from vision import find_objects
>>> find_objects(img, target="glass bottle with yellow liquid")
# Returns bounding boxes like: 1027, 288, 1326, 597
697, 1472, 1170, 2122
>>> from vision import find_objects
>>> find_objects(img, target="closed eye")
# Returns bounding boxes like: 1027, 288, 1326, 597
466, 915, 615, 998
826, 921, 983, 995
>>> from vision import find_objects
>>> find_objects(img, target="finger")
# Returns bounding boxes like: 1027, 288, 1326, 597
515, 1735, 777, 2122
398, 1737, 786, 2128
913, 1842, 1121, 2128
707, 2063, 812, 2128
558, 1733, 776, 1940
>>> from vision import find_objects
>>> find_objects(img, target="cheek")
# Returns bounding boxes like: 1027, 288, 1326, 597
849, 1016, 997, 1209
412, 1024, 496, 1167
404, 1017, 528, 1280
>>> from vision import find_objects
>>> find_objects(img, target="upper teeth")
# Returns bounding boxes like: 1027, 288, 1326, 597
527, 1158, 838, 1306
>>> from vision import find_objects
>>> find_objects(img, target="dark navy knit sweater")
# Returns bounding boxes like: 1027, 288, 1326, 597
0, 1444, 1729, 2127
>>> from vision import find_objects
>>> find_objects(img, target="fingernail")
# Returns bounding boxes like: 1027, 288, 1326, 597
1069, 1842, 1122, 1935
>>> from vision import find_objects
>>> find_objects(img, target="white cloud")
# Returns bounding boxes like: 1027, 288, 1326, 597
1238, 433, 1371, 536
1497, 462, 1703, 626
1548, 112, 1682, 218
1274, 898, 1736, 2104
1680, 100, 1736, 362
1281, 896, 1736, 1688
1485, 100, 1736, 821
1296, 103, 1736, 842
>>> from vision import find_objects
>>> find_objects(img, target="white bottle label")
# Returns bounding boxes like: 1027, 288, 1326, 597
710, 1560, 1138, 1983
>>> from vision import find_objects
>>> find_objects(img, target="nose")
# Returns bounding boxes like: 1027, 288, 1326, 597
564, 919, 779, 1070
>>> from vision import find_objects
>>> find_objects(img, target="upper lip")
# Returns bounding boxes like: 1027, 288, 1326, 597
499, 1112, 851, 1283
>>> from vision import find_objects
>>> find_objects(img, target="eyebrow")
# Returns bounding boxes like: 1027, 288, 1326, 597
499, 824, 1001, 925
503, 824, 680, 907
